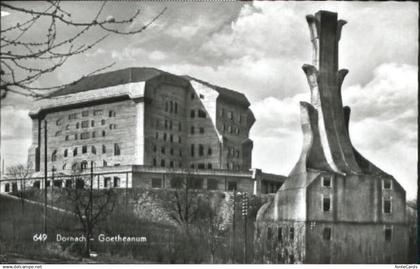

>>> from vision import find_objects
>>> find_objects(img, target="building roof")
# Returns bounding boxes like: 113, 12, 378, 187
183, 76, 251, 107
47, 67, 165, 98
47, 67, 251, 107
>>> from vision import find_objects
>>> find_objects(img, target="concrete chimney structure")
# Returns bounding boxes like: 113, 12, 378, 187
255, 11, 408, 264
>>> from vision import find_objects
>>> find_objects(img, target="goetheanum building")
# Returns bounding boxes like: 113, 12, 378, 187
0, 67, 285, 194
255, 11, 408, 263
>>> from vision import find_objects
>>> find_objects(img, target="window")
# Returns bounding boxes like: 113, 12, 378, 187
199, 94, 204, 99
383, 179, 392, 190
323, 197, 331, 212
289, 255, 295, 264
81, 120, 89, 128
65, 135, 70, 141
103, 160, 107, 166
51, 150, 57, 162
81, 161, 88, 170
55, 130, 62, 136
207, 179, 218, 190
190, 110, 195, 118
171, 177, 183, 188
277, 227, 283, 242
152, 158, 157, 167
191, 93, 195, 100
190, 126, 195, 134
197, 163, 205, 169
385, 226, 392, 242
114, 143, 120, 156
33, 181, 41, 189
65, 124, 70, 130
208, 147, 212, 156
4, 183, 10, 192
82, 111, 89, 117
62, 163, 67, 170
207, 163, 212, 169
102, 130, 106, 137
109, 124, 117, 130
92, 131, 96, 138
384, 199, 391, 213
113, 177, 120, 188
160, 159, 165, 167
104, 177, 111, 188
76, 122, 80, 129
170, 161, 174, 168
191, 144, 195, 157
188, 178, 203, 189
73, 147, 78, 156
102, 145, 106, 154
91, 146, 96, 154
228, 125, 232, 133
178, 136, 182, 143
94, 110, 103, 116
91, 120, 95, 127
101, 119, 106, 125
152, 178, 162, 188
82, 146, 87, 154
227, 181, 237, 191
109, 110, 116, 117
68, 113, 77, 120
170, 134, 173, 143
74, 134, 78, 140
198, 109, 206, 118
267, 227, 272, 240
323, 227, 331, 240
199, 144, 204, 156
235, 150, 240, 158
322, 176, 331, 187
161, 147, 166, 154
163, 133, 167, 141
289, 227, 294, 240
170, 148, 174, 155
81, 132, 90, 140
174, 102, 178, 114
64, 149, 68, 157
170, 101, 173, 113
56, 118, 63, 126
164, 120, 168, 129
199, 127, 204, 134
65, 180, 72, 188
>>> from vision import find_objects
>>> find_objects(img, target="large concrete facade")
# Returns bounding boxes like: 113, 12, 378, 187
27, 68, 255, 176
255, 11, 409, 263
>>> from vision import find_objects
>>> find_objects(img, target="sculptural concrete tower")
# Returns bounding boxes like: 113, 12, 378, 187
255, 10, 409, 264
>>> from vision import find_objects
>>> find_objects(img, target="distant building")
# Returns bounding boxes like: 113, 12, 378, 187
255, 11, 409, 264
0, 67, 284, 195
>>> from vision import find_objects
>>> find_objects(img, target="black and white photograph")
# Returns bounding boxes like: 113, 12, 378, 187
0, 0, 418, 266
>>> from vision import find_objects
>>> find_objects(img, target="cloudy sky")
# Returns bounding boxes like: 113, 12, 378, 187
1, 1, 418, 199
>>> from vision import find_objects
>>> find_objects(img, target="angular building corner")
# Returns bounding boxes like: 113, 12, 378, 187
255, 10, 409, 264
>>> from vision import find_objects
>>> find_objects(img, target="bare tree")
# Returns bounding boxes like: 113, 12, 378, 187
5, 162, 33, 210
0, 1, 166, 99
62, 162, 117, 257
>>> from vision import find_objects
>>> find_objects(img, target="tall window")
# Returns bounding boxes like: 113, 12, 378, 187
289, 227, 294, 240
170, 101, 173, 113
82, 120, 89, 128
199, 144, 204, 156
199, 127, 205, 134
198, 109, 206, 118
322, 175, 331, 187
82, 145, 87, 154
161, 159, 165, 167
384, 199, 391, 213
81, 161, 88, 170
323, 196, 331, 212
73, 147, 78, 156
190, 110, 195, 118
383, 179, 392, 190
114, 143, 121, 156
64, 149, 68, 157
174, 102, 178, 114
277, 227, 283, 242
190, 126, 195, 134
51, 150, 57, 162
91, 146, 96, 154
323, 227, 331, 240
109, 110, 116, 117
190, 144, 195, 157
102, 145, 106, 154
82, 111, 89, 117
385, 226, 392, 242
267, 227, 272, 240
113, 177, 120, 188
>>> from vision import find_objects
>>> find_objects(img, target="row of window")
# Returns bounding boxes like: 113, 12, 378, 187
152, 177, 230, 191
164, 101, 179, 114
64, 110, 116, 122
221, 124, 240, 135
321, 195, 392, 214
155, 132, 182, 143
153, 145, 183, 157
190, 144, 213, 157
218, 108, 245, 125
190, 109, 207, 119
226, 162, 241, 171
152, 158, 181, 168
190, 126, 205, 135
55, 120, 107, 137
65, 130, 108, 141
51, 144, 121, 161
227, 147, 240, 158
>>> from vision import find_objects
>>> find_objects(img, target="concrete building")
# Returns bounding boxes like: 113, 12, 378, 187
0, 67, 285, 195
27, 67, 255, 173
255, 11, 409, 263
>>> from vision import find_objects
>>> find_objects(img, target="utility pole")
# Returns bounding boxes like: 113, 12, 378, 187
242, 192, 249, 263
43, 119, 48, 235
